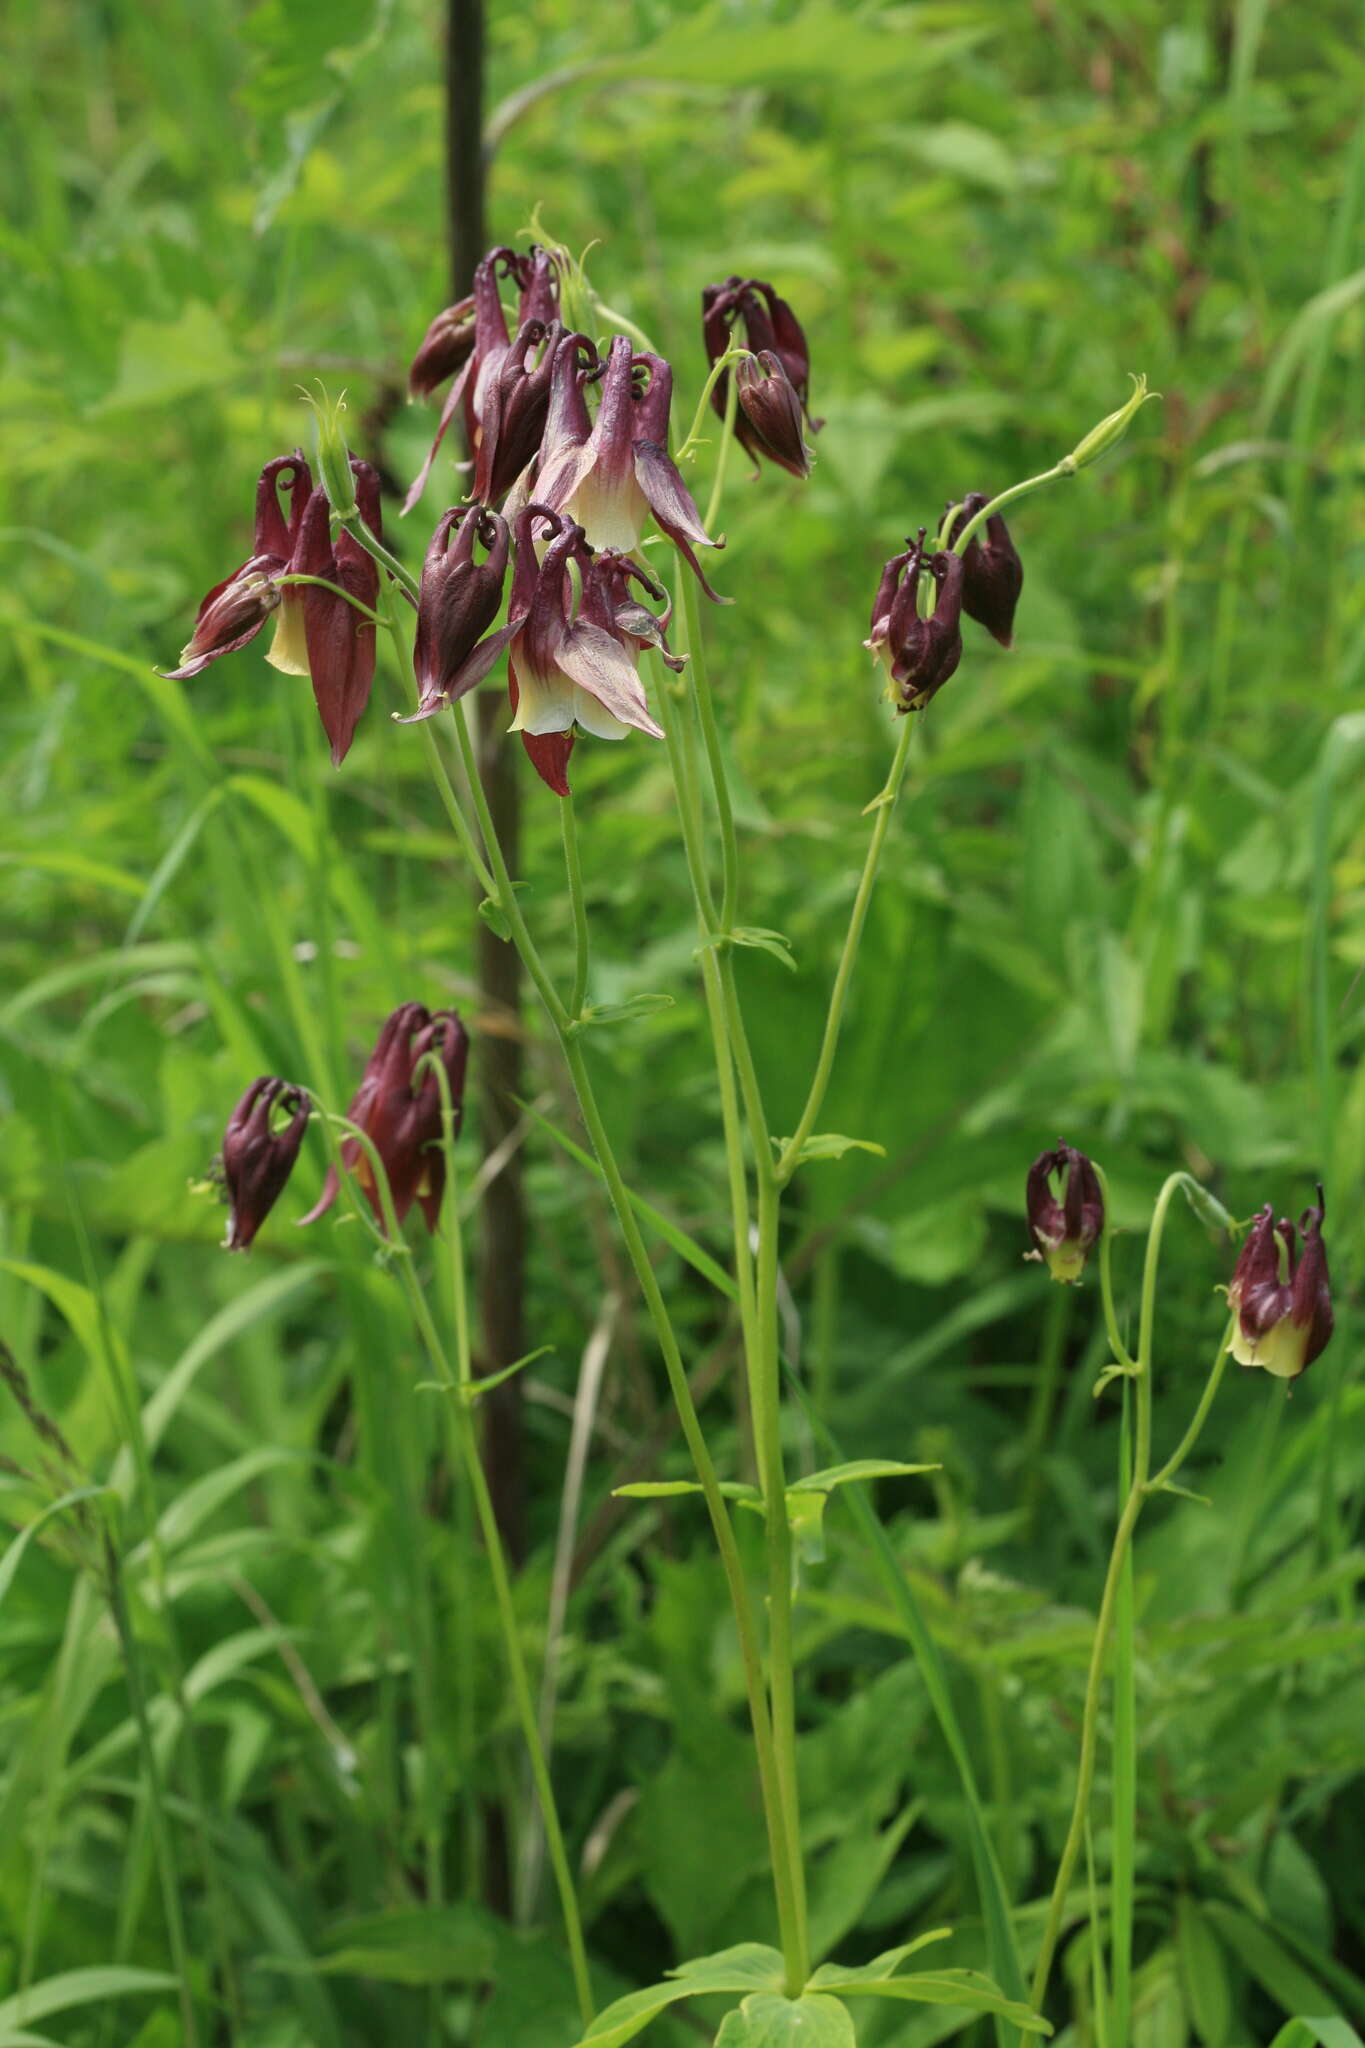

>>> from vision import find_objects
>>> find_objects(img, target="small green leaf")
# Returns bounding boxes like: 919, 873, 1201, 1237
787, 1461, 936, 1496
777, 1133, 888, 1166
417, 1347, 556, 1403
811, 1967, 1050, 2032
259, 1905, 497, 1986
578, 993, 676, 1028
731, 926, 797, 971
807, 1933, 953, 1989
478, 897, 511, 940
1157, 1480, 1212, 1507
714, 1991, 856, 2046
0, 1972, 180, 2034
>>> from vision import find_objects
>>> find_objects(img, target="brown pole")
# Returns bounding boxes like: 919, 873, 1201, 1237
446, 0, 527, 1565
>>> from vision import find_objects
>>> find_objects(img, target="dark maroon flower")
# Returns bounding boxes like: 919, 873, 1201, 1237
505, 505, 666, 796
161, 454, 312, 680
222, 1077, 311, 1252
733, 350, 812, 478
1229, 1190, 1333, 1381
301, 1003, 469, 1235
948, 493, 1024, 647
404, 245, 560, 514
534, 335, 723, 597
280, 460, 383, 767
402, 505, 514, 721
702, 276, 820, 473
1026, 1143, 1105, 1284
865, 531, 965, 711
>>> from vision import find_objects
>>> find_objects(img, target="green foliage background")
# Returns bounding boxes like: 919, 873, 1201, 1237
1, 0, 1362, 2042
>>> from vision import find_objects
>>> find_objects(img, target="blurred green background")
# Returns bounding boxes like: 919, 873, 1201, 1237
1, 0, 1363, 2042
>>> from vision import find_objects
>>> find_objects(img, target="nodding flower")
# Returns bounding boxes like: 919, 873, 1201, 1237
472, 316, 561, 506
948, 494, 1024, 648
865, 531, 965, 711
1228, 1190, 1334, 1382
1025, 1143, 1105, 1284
221, 1077, 311, 1252
274, 459, 383, 767
533, 334, 723, 597
505, 505, 668, 796
702, 275, 819, 473
301, 1003, 469, 1235
402, 504, 515, 722
404, 244, 560, 514
160, 453, 312, 680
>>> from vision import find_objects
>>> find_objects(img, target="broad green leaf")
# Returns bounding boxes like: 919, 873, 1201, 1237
146, 1447, 304, 1556
0, 1971, 178, 2032
1177, 1898, 1233, 2047
1266, 2024, 1365, 2048
714, 1992, 855, 2046
574, 1944, 786, 2048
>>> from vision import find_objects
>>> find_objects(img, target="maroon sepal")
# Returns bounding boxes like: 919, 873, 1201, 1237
160, 453, 312, 679
292, 460, 382, 766
948, 493, 1024, 648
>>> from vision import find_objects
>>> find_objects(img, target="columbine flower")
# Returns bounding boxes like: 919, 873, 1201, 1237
865, 531, 965, 711
506, 505, 666, 796
1228, 1190, 1334, 1381
948, 494, 1024, 647
533, 335, 723, 596
472, 315, 561, 505
161, 454, 312, 680
301, 1003, 469, 1235
222, 1077, 311, 1251
1026, 1143, 1105, 1283
403, 504, 515, 721
404, 244, 560, 514
702, 275, 819, 474
274, 460, 383, 767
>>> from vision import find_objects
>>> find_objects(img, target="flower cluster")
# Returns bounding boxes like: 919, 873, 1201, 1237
219, 1003, 470, 1252
866, 496, 1024, 714
164, 242, 830, 798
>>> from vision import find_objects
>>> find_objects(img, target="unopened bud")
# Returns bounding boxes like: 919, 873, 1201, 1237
1062, 374, 1156, 475
306, 384, 359, 519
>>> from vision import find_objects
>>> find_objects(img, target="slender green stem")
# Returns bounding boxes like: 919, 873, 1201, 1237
276, 572, 382, 622
657, 655, 806, 1985
1146, 1316, 1234, 1494
942, 464, 1071, 555
340, 513, 421, 602
323, 1084, 595, 2026
561, 794, 590, 1020
703, 352, 743, 538
105, 1539, 201, 2048
677, 344, 752, 464
433, 698, 806, 1990
1029, 1172, 1198, 2010
1094, 1165, 1137, 1373
677, 561, 739, 932
776, 715, 916, 1182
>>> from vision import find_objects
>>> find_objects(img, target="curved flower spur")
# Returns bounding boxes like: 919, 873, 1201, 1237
404, 243, 560, 513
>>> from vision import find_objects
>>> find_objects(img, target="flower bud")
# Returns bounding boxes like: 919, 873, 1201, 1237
1026, 1143, 1105, 1283
222, 1077, 310, 1251
308, 386, 359, 519
1228, 1189, 1333, 1381
1062, 374, 1155, 475
734, 351, 811, 479
865, 532, 964, 712
408, 296, 477, 400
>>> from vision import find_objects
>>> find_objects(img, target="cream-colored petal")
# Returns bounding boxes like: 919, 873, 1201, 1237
265, 593, 310, 676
